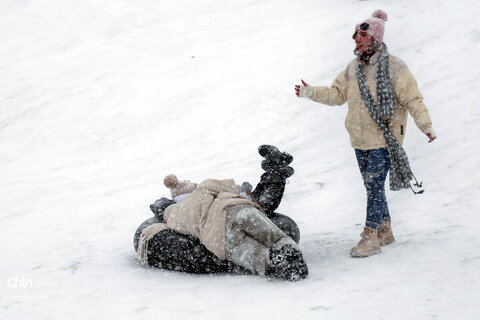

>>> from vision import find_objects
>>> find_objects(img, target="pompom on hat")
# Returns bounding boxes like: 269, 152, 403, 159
163, 174, 198, 199
353, 10, 388, 44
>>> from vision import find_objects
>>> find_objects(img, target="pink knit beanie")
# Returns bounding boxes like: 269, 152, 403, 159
163, 174, 198, 199
354, 10, 388, 44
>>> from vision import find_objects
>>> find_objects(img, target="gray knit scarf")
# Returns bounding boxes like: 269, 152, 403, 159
355, 43, 422, 192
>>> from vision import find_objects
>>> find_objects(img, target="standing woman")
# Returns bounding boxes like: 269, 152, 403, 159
295, 10, 437, 257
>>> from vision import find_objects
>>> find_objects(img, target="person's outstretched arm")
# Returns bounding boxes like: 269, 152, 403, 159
295, 70, 347, 106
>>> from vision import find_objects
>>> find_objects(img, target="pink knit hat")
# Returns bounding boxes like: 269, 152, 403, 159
354, 10, 388, 44
163, 174, 198, 199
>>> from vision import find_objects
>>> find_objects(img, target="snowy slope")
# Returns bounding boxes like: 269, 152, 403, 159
1, 0, 479, 319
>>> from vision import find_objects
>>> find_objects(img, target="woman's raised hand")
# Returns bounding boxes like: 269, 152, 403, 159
295, 80, 313, 98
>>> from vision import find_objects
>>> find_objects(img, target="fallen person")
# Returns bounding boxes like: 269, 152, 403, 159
134, 145, 308, 281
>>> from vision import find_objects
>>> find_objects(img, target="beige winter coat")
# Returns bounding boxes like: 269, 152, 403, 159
311, 48, 432, 150
164, 179, 262, 260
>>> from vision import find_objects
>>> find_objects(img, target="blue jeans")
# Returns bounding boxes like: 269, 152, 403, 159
354, 148, 390, 229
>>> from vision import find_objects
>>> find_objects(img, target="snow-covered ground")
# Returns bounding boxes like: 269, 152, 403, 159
1, 0, 479, 319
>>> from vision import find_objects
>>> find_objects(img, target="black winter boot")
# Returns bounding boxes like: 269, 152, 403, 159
265, 244, 308, 281
258, 145, 293, 166
252, 149, 294, 216
261, 160, 294, 177
251, 171, 288, 216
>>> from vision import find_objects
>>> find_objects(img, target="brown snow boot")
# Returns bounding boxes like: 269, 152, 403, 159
350, 226, 381, 258
378, 219, 395, 246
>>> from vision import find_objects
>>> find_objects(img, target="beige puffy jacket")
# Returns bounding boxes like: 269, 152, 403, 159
164, 179, 262, 260
311, 48, 432, 150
